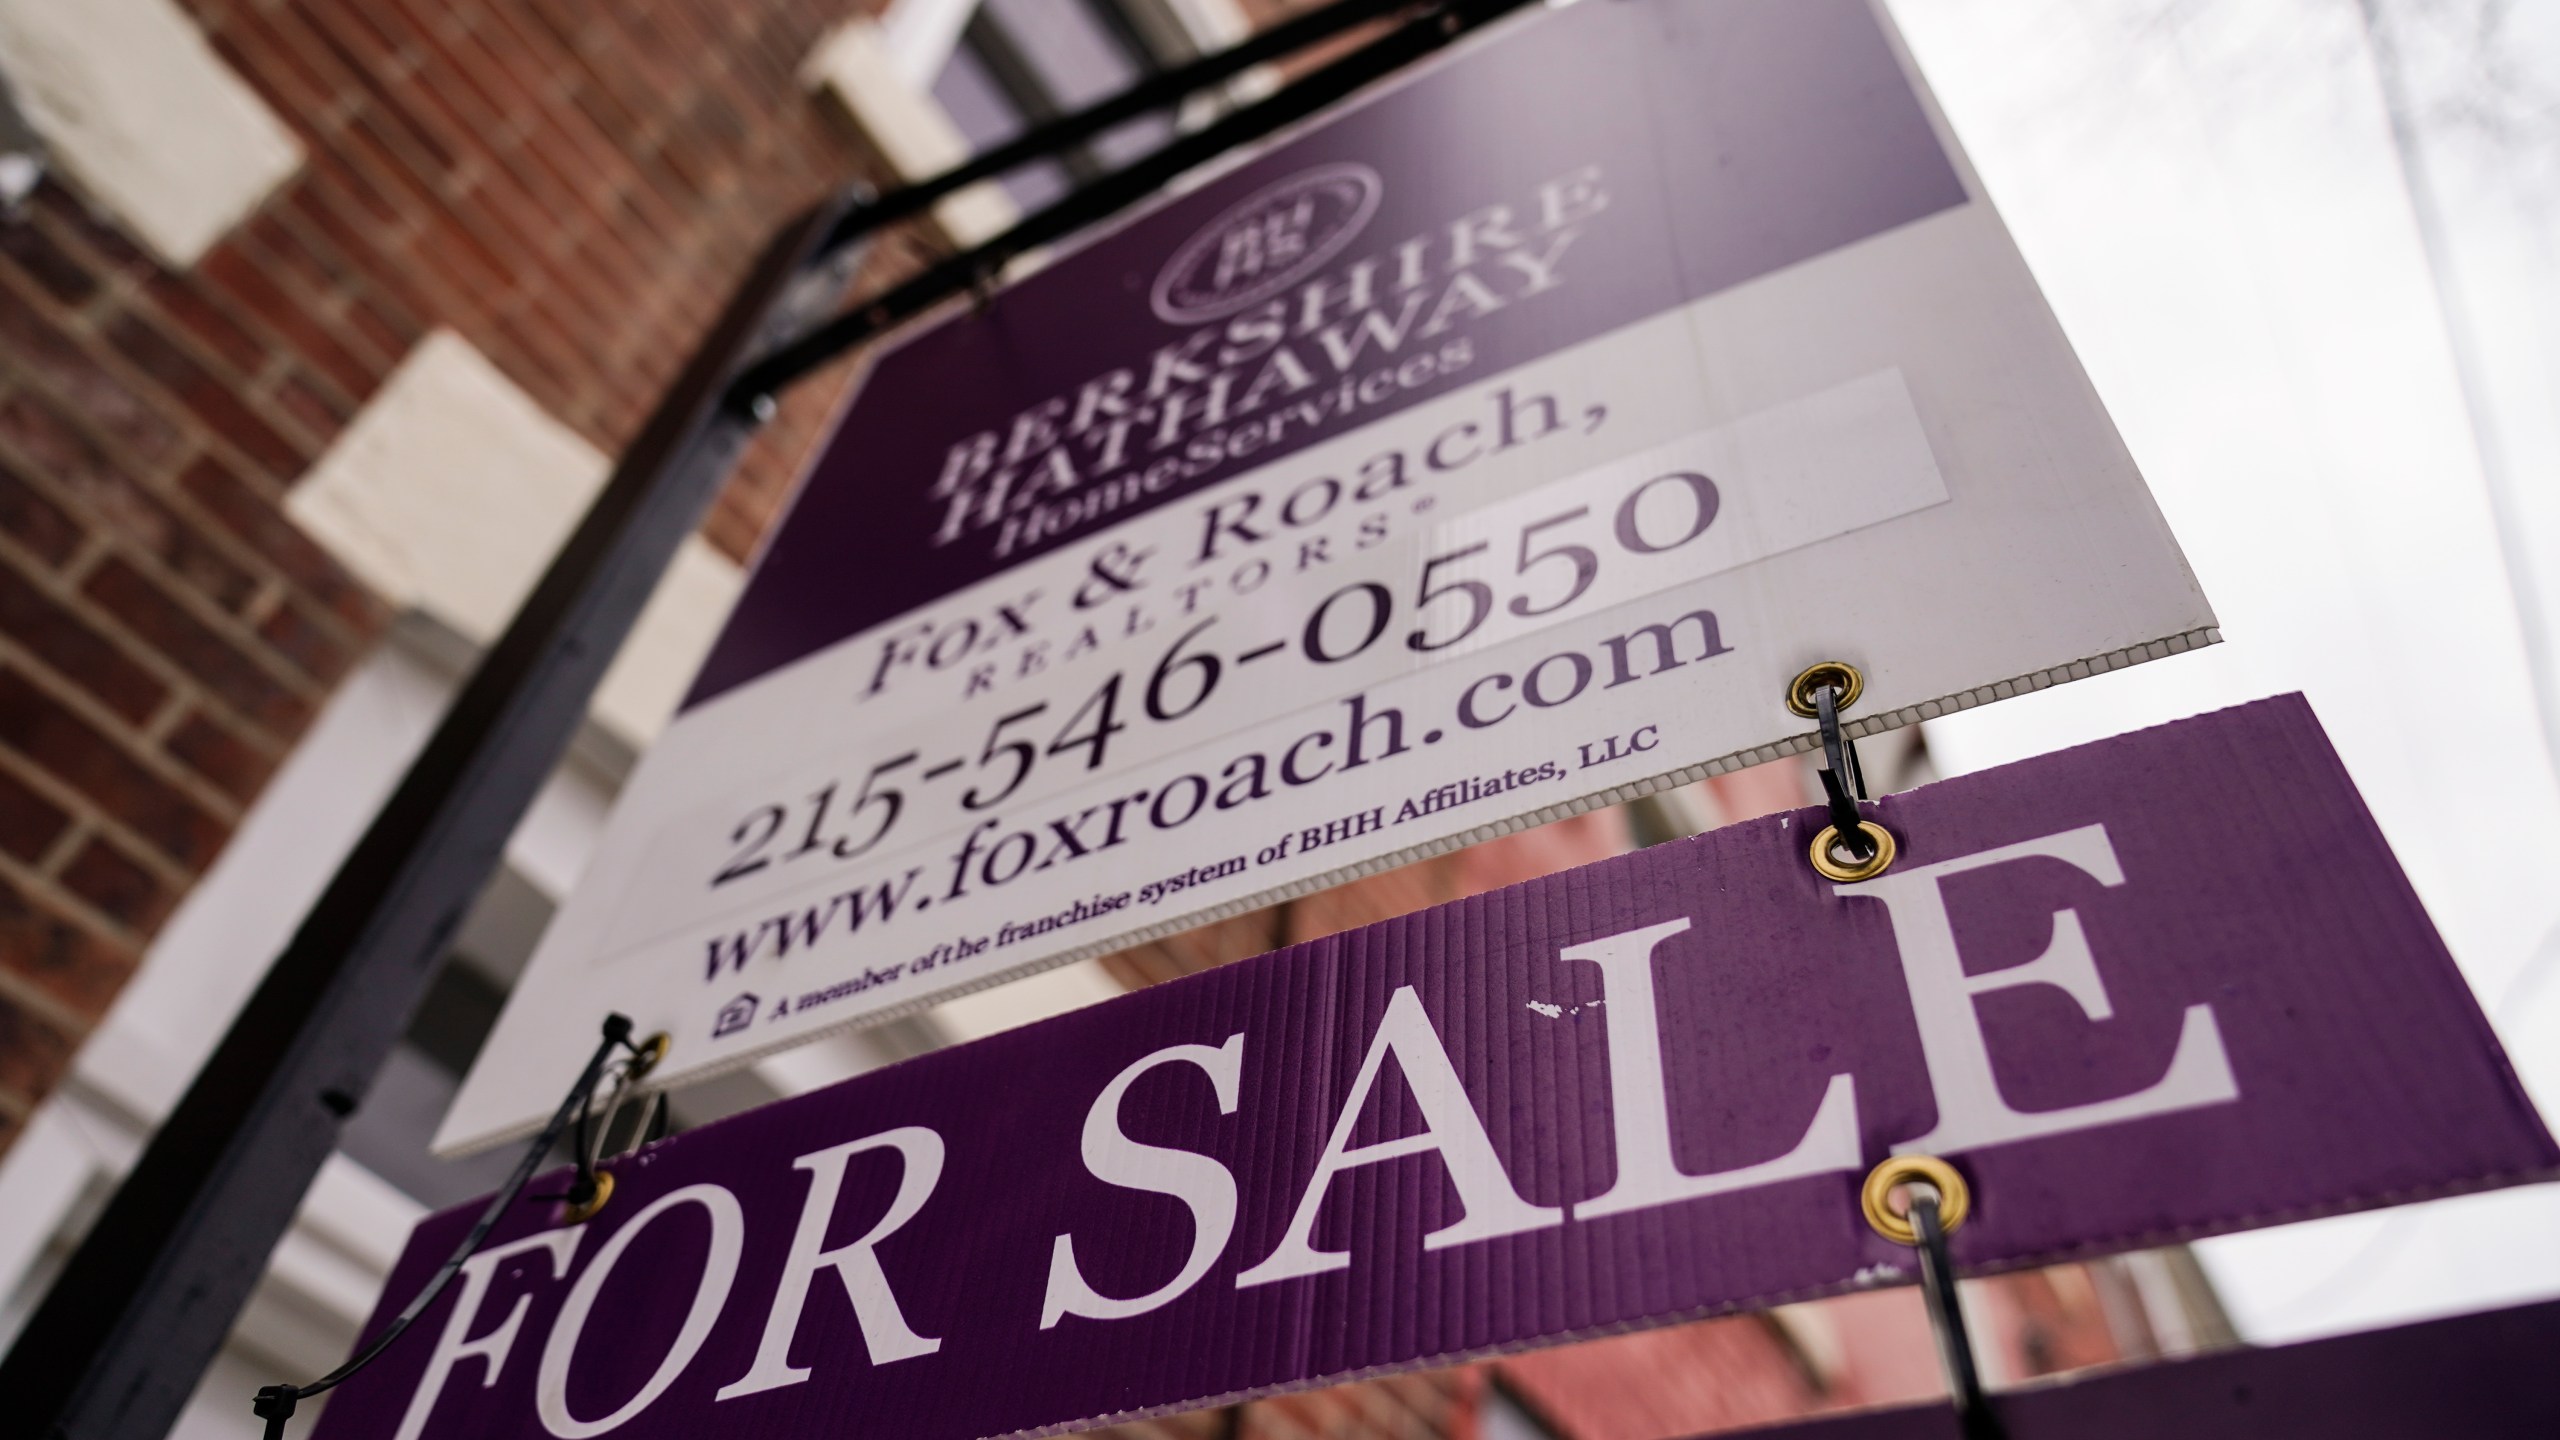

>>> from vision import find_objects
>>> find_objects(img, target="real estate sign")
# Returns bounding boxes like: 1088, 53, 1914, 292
443, 0, 2218, 1150
338, 698, 2554, 1440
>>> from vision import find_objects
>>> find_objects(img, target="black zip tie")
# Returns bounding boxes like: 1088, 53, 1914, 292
1813, 680, 1874, 860
1912, 1186, 2006, 1440
250, 1013, 645, 1440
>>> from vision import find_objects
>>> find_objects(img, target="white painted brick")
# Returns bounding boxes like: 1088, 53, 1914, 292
0, 0, 302, 266
800, 19, 1018, 247
286, 331, 741, 747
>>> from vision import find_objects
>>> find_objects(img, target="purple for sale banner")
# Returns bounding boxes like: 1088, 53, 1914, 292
318, 696, 2553, 1440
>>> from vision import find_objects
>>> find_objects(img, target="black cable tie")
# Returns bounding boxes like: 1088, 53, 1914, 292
1912, 1189, 2005, 1440
245, 1014, 634, 1437
1814, 682, 1874, 859
252, 1385, 296, 1440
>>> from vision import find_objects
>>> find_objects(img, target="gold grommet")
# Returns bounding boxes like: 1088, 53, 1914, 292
559, 1169, 615, 1225
1787, 661, 1863, 718
630, 1032, 671, 1079
1810, 821, 1896, 882
1861, 1155, 1970, 1246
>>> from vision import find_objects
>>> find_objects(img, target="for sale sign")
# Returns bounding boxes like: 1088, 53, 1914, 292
333, 697, 2553, 1440
442, 0, 2218, 1150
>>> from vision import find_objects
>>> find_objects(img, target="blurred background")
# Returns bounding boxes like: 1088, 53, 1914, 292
0, 0, 2550, 1435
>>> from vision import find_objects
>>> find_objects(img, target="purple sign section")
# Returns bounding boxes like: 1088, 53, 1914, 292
1769, 1299, 2560, 1438
682, 0, 1965, 706
318, 696, 2553, 1440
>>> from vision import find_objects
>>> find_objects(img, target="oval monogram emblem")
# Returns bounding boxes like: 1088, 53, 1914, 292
1151, 163, 1383, 326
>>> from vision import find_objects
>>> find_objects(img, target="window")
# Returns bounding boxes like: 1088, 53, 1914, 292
925, 0, 1180, 210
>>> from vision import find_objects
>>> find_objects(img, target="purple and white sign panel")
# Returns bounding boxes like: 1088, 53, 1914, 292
332, 697, 2554, 1440
442, 0, 2219, 1149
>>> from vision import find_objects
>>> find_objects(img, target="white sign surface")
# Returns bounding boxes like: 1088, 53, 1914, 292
442, 0, 2214, 1151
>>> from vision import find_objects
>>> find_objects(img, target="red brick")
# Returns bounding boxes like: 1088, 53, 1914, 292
103, 311, 313, 479
308, 147, 411, 235
165, 706, 279, 805
459, 14, 668, 220
599, 5, 696, 89
468, 165, 582, 275
340, 106, 465, 224
61, 832, 174, 936
199, 245, 380, 407
286, 179, 439, 323
271, 365, 354, 444
0, 283, 186, 465
143, 273, 277, 378
0, 762, 69, 863
0, 214, 101, 306
386, 49, 516, 187
29, 183, 156, 279
0, 458, 83, 568
683, 90, 750, 152
174, 454, 385, 634
82, 556, 313, 738
518, 0, 611, 66
341, 291, 423, 367
245, 207, 359, 296
563, 226, 651, 304
256, 595, 358, 686
203, 24, 340, 142
485, 310, 582, 414
389, 6, 519, 135
565, 39, 670, 146
0, 667, 226, 868
0, 561, 169, 724
423, 202, 533, 305
716, 6, 798, 95
215, 1, 362, 131
285, 1, 463, 179
0, 977, 80, 1100
0, 388, 260, 609
645, 133, 718, 206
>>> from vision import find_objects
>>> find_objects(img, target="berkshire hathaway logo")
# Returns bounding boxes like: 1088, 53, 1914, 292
1150, 163, 1383, 326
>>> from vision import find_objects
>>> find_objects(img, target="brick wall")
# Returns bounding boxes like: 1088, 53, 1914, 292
0, 0, 913, 1153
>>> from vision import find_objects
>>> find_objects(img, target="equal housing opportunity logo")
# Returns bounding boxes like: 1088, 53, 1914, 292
1151, 163, 1384, 325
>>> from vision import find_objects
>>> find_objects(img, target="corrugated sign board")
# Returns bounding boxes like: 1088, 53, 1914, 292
441, 0, 2218, 1150
331, 696, 2554, 1440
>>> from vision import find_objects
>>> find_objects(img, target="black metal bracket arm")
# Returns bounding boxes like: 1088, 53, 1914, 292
807, 0, 1447, 255
729, 0, 1544, 409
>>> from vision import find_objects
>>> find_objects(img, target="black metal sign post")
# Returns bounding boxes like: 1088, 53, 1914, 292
0, 3, 1533, 1435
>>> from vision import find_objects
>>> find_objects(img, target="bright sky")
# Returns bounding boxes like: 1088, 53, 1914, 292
1886, 0, 2560, 1343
